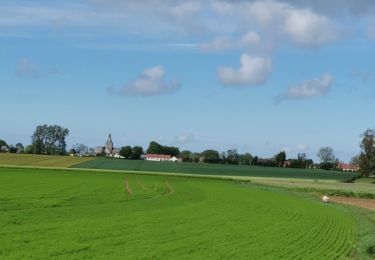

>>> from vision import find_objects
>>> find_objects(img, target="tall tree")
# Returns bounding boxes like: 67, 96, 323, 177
201, 150, 220, 164
359, 129, 375, 177
120, 146, 133, 159
317, 147, 336, 170
15, 143, 24, 153
181, 150, 192, 162
226, 149, 240, 164
31, 124, 69, 155
0, 139, 8, 152
132, 146, 144, 159
239, 153, 253, 165
274, 151, 286, 166
146, 141, 163, 154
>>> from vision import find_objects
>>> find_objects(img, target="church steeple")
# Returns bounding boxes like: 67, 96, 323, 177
105, 133, 113, 155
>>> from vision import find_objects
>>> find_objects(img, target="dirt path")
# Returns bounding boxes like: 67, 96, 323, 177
165, 180, 174, 195
330, 196, 375, 211
124, 178, 132, 195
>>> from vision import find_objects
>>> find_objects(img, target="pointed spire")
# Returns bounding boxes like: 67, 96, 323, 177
105, 133, 113, 155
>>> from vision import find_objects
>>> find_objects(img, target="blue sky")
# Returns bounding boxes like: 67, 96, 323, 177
1, 0, 375, 162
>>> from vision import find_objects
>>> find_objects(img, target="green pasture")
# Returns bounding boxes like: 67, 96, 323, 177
0, 167, 360, 259
0, 153, 94, 168
248, 177, 375, 197
74, 157, 358, 181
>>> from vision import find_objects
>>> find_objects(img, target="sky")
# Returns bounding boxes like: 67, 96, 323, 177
1, 0, 375, 162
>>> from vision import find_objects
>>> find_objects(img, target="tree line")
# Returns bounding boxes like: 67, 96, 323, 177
1, 125, 375, 177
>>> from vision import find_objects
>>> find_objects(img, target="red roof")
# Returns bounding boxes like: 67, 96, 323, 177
338, 163, 357, 170
145, 154, 171, 159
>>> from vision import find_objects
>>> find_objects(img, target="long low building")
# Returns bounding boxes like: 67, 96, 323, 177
337, 163, 359, 172
145, 154, 179, 162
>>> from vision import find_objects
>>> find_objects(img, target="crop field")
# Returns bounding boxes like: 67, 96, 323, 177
0, 154, 94, 168
0, 167, 358, 259
74, 157, 358, 181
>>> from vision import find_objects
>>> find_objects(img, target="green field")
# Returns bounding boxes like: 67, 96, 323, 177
0, 154, 94, 168
0, 167, 359, 259
74, 157, 358, 181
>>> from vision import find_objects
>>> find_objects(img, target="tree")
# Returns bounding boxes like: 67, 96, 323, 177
8, 145, 17, 153
201, 150, 220, 164
240, 153, 253, 165
317, 147, 336, 170
226, 149, 240, 164
15, 143, 24, 153
290, 153, 308, 168
147, 141, 163, 154
358, 129, 375, 177
146, 141, 180, 156
274, 151, 286, 166
25, 145, 34, 154
181, 150, 192, 162
120, 146, 133, 159
132, 146, 144, 159
0, 139, 8, 152
31, 124, 69, 155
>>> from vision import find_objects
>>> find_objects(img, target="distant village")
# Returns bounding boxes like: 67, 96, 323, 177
86, 134, 182, 162
68, 133, 359, 172
1, 125, 368, 174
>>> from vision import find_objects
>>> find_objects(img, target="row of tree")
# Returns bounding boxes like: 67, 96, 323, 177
2, 125, 375, 177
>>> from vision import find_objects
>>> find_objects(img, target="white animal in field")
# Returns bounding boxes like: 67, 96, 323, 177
322, 195, 329, 203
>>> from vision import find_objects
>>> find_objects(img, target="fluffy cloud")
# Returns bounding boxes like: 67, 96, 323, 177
284, 9, 337, 48
218, 54, 272, 86
277, 73, 333, 101
121, 65, 180, 97
15, 58, 41, 79
243, 0, 338, 48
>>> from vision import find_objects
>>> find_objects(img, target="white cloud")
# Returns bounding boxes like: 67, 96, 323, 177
121, 65, 180, 97
240, 32, 261, 46
218, 54, 272, 86
15, 58, 41, 79
284, 9, 337, 48
175, 133, 195, 144
243, 0, 338, 48
277, 73, 333, 101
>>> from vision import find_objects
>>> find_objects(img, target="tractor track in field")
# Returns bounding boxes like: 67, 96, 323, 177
330, 196, 375, 211
124, 178, 132, 195
136, 177, 147, 190
165, 180, 174, 195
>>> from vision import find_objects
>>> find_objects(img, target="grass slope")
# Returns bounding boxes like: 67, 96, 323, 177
74, 157, 358, 181
0, 154, 95, 168
0, 167, 357, 259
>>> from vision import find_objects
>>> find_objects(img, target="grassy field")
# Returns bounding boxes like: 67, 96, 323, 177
248, 177, 375, 198
0, 154, 94, 168
0, 167, 360, 259
74, 157, 358, 181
